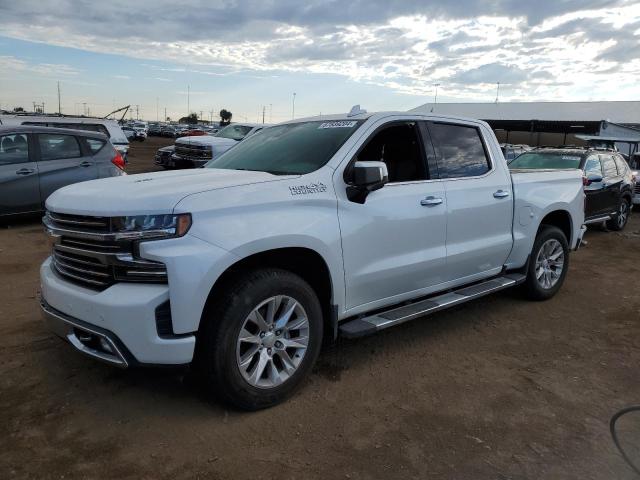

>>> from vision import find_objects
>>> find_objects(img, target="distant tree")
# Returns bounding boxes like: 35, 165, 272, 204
219, 109, 232, 126
178, 113, 198, 124
13, 107, 24, 112
166, 116, 171, 122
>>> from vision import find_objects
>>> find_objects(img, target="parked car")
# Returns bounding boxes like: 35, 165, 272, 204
509, 147, 634, 230
148, 124, 163, 136
170, 123, 264, 169
40, 111, 585, 410
177, 128, 207, 138
0, 114, 130, 160
154, 145, 175, 169
500, 143, 531, 163
160, 126, 176, 138
0, 126, 125, 216
121, 126, 143, 142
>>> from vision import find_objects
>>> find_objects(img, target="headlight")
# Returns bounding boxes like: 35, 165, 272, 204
110, 213, 191, 240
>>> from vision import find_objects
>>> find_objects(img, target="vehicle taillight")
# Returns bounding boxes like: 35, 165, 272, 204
582, 175, 588, 187
112, 150, 126, 171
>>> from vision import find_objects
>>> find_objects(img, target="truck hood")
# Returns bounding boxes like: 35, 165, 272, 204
176, 135, 237, 148
46, 168, 288, 217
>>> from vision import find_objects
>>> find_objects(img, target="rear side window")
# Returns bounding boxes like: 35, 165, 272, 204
0, 134, 29, 165
84, 138, 106, 154
584, 156, 603, 176
601, 155, 618, 177
38, 134, 81, 161
614, 155, 628, 175
429, 123, 490, 178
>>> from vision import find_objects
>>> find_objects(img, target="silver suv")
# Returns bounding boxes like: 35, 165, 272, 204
0, 126, 125, 216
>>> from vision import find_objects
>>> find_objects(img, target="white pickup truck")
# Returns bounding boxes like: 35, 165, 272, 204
40, 111, 586, 410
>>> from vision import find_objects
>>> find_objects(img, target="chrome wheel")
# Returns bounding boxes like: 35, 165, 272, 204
236, 295, 309, 389
618, 201, 629, 228
535, 239, 565, 290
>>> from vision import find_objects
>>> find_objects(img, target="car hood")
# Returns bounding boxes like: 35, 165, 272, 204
45, 168, 288, 216
176, 135, 237, 148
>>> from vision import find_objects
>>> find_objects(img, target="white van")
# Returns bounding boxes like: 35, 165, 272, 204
0, 114, 130, 159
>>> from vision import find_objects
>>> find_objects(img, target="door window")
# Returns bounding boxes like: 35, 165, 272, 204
601, 155, 618, 178
0, 134, 29, 165
584, 156, 603, 176
38, 134, 81, 161
429, 123, 491, 178
357, 123, 428, 183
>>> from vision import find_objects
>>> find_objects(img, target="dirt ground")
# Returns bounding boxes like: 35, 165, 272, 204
1, 136, 640, 479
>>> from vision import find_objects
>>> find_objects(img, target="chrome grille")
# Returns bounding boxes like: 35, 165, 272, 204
175, 143, 212, 159
635, 184, 640, 194
45, 211, 167, 290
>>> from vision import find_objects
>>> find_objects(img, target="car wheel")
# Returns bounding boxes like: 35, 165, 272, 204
606, 198, 630, 231
524, 225, 569, 301
197, 269, 323, 410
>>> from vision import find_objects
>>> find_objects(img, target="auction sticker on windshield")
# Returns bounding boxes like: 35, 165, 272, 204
561, 156, 582, 161
318, 121, 358, 129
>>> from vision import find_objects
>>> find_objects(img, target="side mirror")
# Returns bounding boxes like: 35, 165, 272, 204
347, 161, 389, 204
353, 161, 388, 189
585, 173, 603, 185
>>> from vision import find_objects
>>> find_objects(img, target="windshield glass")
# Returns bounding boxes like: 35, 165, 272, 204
215, 124, 253, 141
509, 152, 583, 170
206, 120, 363, 175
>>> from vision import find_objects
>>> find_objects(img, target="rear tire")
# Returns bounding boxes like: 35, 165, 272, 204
524, 225, 569, 301
196, 269, 323, 411
606, 197, 630, 231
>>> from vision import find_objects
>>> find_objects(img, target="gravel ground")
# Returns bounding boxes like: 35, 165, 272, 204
1, 137, 640, 479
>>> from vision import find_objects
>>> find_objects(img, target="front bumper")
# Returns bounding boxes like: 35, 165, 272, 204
40, 257, 195, 366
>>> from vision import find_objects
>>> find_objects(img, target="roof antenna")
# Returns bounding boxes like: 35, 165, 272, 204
348, 105, 367, 117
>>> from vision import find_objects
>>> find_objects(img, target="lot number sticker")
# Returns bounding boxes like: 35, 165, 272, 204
318, 121, 358, 129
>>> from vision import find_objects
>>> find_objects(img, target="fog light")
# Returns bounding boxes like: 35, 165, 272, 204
99, 337, 114, 354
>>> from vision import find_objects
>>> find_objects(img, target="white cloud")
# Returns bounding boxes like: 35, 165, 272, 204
0, 55, 80, 76
0, 1, 638, 101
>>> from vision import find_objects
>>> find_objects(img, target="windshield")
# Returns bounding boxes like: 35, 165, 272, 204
509, 152, 583, 170
206, 120, 363, 175
215, 124, 253, 141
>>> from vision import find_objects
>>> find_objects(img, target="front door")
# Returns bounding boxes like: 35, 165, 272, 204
583, 155, 608, 219
0, 133, 40, 215
427, 121, 513, 283
600, 154, 622, 216
36, 133, 98, 207
338, 121, 447, 311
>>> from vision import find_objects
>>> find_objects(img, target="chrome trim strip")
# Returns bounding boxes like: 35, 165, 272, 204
44, 215, 175, 241
41, 301, 128, 368
53, 257, 110, 278
52, 262, 110, 286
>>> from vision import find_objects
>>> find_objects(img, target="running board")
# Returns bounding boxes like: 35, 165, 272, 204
339, 273, 526, 338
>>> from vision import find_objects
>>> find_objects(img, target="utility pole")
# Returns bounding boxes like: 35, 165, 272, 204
269, 104, 273, 123
200, 110, 203, 123
495, 82, 501, 103
433, 83, 441, 105
164, 107, 167, 122
292, 92, 296, 120
262, 105, 266, 124
57, 81, 61, 115
135, 104, 139, 120
82, 102, 87, 116
42, 102, 45, 114
156, 97, 159, 122
32, 101, 36, 113
187, 85, 190, 117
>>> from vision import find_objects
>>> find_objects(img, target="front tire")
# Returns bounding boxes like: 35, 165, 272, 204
197, 269, 323, 410
606, 197, 630, 231
524, 225, 569, 301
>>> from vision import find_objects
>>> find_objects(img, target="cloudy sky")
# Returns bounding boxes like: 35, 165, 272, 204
0, 0, 639, 122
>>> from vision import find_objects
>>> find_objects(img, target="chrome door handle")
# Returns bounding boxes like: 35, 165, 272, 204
79, 161, 93, 167
420, 196, 443, 206
493, 190, 510, 199
15, 168, 35, 176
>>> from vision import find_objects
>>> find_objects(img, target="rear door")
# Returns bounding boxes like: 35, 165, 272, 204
583, 155, 608, 218
0, 132, 40, 215
427, 121, 513, 283
35, 133, 99, 207
600, 154, 622, 215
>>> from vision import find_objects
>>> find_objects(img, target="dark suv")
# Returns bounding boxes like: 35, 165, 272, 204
509, 147, 634, 230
